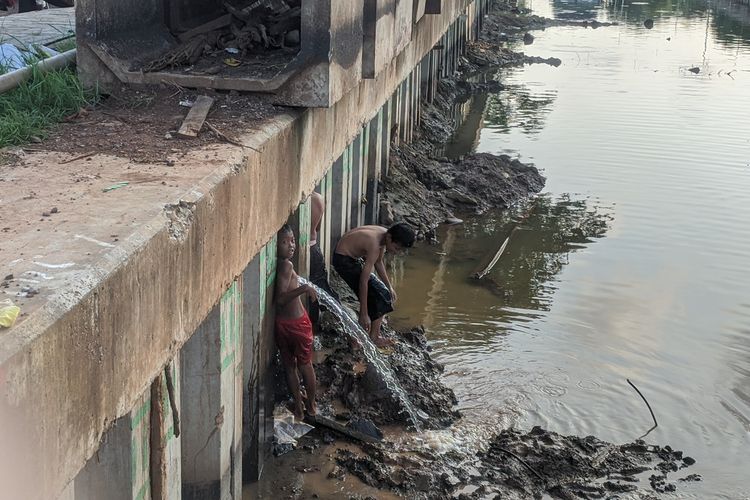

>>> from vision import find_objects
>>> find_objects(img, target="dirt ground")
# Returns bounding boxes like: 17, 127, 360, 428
36, 86, 286, 164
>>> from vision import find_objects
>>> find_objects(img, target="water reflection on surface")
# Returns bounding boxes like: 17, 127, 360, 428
392, 0, 750, 497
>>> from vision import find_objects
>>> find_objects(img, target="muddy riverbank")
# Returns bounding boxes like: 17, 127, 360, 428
255, 3, 703, 499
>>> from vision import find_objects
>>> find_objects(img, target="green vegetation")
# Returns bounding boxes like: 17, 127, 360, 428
0, 67, 97, 148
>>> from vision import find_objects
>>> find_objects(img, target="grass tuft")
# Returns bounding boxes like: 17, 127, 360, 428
0, 66, 97, 148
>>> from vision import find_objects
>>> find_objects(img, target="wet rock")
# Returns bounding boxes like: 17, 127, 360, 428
680, 473, 702, 481
328, 465, 346, 480
346, 418, 383, 441
273, 442, 294, 456
523, 32, 535, 44
379, 200, 395, 225
682, 456, 696, 466
688, 67, 701, 74
644, 19, 655, 29
285, 29, 300, 46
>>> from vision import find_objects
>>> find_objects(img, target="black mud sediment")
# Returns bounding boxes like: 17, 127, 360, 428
335, 426, 699, 499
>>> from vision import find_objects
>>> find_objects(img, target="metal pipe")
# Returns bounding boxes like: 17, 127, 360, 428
0, 48, 76, 95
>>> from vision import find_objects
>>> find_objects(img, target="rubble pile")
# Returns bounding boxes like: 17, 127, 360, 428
144, 0, 301, 73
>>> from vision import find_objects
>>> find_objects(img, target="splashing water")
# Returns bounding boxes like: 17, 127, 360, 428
299, 277, 424, 431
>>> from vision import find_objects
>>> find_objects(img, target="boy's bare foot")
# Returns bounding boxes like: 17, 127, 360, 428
373, 336, 395, 348
286, 400, 305, 421
304, 399, 317, 417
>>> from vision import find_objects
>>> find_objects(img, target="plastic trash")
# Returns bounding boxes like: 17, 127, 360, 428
0, 43, 59, 72
272, 407, 314, 455
0, 299, 20, 328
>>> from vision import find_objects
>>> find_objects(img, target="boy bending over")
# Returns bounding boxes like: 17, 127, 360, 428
332, 223, 415, 347
275, 225, 318, 420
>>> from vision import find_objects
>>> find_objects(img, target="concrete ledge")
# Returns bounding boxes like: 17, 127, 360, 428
0, 1, 474, 498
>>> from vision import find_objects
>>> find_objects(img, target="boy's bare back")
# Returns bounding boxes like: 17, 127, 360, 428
335, 225, 387, 258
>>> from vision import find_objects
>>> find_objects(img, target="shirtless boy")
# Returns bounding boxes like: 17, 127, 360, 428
332, 223, 416, 347
275, 225, 318, 420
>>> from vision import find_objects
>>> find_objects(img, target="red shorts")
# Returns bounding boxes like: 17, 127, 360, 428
275, 311, 313, 367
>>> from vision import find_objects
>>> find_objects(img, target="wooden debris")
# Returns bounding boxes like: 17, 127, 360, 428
143, 0, 301, 73
304, 414, 381, 444
205, 121, 261, 152
470, 200, 538, 280
177, 96, 215, 138
143, 34, 209, 73
177, 14, 233, 43
472, 232, 513, 280
60, 152, 95, 164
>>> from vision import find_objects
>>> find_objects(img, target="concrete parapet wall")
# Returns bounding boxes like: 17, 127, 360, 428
0, 1, 481, 498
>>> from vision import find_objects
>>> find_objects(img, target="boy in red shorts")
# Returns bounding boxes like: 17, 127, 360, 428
275, 224, 318, 420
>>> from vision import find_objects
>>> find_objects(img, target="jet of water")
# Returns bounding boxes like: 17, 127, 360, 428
299, 276, 424, 431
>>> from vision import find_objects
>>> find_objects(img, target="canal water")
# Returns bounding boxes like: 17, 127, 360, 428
391, 0, 750, 497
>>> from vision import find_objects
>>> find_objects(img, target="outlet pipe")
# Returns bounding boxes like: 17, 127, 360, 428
0, 48, 76, 94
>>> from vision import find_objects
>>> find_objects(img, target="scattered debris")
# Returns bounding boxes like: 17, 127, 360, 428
304, 414, 382, 444
0, 299, 21, 328
688, 66, 701, 74
205, 121, 261, 152
103, 181, 130, 192
60, 152, 96, 164
142, 0, 301, 73
274, 408, 315, 456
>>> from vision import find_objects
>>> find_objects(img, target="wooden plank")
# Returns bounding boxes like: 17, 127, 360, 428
303, 414, 381, 443
177, 14, 232, 42
177, 96, 214, 138
471, 233, 512, 280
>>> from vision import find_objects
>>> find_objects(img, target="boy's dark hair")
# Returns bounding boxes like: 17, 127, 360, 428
387, 222, 416, 248
278, 224, 293, 236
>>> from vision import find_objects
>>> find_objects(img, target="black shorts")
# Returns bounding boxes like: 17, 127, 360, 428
332, 253, 393, 322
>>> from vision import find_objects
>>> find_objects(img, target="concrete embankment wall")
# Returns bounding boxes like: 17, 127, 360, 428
0, 1, 489, 498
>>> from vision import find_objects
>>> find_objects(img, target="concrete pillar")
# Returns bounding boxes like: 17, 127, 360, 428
258, 237, 278, 469
390, 88, 400, 147
180, 280, 242, 500
343, 144, 353, 232
150, 359, 182, 500
74, 392, 151, 500
350, 132, 365, 228
381, 99, 392, 179
315, 171, 334, 269
329, 142, 354, 247
365, 110, 382, 225
399, 78, 410, 142
241, 257, 262, 482
288, 197, 312, 278
240, 244, 277, 486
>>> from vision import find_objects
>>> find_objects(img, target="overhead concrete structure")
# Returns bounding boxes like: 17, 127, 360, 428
76, 0, 367, 107
0, 0, 490, 498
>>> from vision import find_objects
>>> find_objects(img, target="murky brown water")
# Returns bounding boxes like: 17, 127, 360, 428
391, 0, 750, 498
